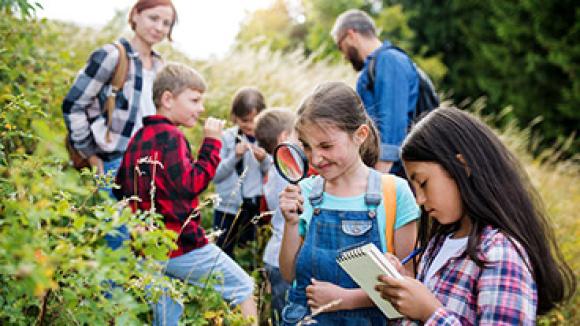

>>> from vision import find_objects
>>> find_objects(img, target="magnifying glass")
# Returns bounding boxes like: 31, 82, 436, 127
273, 142, 309, 184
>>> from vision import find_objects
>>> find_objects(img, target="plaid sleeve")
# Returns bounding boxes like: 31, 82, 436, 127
424, 307, 460, 326
425, 235, 537, 326
62, 44, 119, 157
166, 135, 222, 200
476, 236, 537, 325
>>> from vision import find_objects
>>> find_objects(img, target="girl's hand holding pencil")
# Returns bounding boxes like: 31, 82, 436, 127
383, 248, 423, 277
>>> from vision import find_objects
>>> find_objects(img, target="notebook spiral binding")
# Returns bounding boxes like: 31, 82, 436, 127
338, 247, 368, 262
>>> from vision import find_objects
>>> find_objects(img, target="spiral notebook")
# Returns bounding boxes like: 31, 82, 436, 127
337, 243, 403, 319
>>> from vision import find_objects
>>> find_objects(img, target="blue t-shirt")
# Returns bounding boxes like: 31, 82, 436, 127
298, 175, 420, 252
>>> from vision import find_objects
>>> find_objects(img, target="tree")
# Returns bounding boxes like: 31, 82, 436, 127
235, 0, 447, 82
398, 0, 579, 154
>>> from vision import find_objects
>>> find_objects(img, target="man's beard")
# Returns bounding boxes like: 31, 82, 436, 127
346, 46, 364, 71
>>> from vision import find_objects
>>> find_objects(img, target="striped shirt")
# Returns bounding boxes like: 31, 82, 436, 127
398, 226, 537, 325
62, 38, 163, 161
113, 115, 222, 258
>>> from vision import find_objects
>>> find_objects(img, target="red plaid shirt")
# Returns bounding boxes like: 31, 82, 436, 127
398, 226, 537, 325
114, 115, 221, 258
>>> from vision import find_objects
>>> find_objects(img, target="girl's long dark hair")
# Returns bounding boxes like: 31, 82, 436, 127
402, 108, 575, 314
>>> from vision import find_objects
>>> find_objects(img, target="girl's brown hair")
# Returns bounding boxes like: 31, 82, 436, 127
296, 81, 380, 167
129, 0, 178, 41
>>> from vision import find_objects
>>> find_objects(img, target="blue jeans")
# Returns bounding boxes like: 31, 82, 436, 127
153, 244, 255, 326
102, 157, 130, 250
265, 263, 290, 325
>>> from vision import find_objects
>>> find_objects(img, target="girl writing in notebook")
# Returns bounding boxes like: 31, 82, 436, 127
375, 108, 576, 324
278, 82, 420, 325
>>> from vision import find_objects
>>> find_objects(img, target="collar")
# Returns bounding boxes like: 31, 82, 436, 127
143, 114, 174, 126
364, 40, 394, 64
119, 37, 162, 60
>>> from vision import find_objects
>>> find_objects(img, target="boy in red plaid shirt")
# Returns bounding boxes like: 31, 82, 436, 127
114, 63, 257, 325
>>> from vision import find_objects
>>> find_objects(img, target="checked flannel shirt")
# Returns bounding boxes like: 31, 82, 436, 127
398, 226, 537, 325
114, 115, 221, 258
62, 38, 163, 161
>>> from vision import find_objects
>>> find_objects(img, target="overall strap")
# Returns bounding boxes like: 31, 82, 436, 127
381, 174, 397, 254
364, 169, 383, 218
308, 176, 324, 208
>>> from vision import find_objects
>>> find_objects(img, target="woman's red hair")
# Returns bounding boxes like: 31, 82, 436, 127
128, 0, 177, 41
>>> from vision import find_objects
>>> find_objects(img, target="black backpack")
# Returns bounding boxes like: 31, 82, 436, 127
367, 45, 439, 124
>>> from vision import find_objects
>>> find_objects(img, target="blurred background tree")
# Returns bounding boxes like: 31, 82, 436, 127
235, 0, 578, 157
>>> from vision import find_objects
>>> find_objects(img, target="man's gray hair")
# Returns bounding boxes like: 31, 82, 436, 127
331, 9, 377, 43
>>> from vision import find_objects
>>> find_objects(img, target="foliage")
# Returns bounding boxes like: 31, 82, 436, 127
0, 0, 41, 17
236, 0, 301, 52
234, 0, 447, 83
396, 0, 579, 156
236, 0, 578, 156
0, 12, 251, 325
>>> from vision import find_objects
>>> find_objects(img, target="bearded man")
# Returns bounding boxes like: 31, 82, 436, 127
331, 9, 419, 176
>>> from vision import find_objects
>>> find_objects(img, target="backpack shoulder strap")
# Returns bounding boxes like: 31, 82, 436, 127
366, 44, 396, 92
381, 174, 397, 254
105, 42, 129, 142
366, 55, 377, 92
110, 42, 129, 91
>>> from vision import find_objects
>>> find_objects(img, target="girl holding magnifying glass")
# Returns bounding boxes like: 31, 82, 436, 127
279, 82, 420, 325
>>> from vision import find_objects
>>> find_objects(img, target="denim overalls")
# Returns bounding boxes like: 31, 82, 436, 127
282, 169, 387, 325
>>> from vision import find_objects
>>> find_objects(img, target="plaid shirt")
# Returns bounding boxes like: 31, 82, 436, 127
398, 226, 537, 325
62, 38, 163, 161
114, 115, 222, 258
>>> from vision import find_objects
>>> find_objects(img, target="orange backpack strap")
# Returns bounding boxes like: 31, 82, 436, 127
381, 174, 397, 254
105, 42, 129, 142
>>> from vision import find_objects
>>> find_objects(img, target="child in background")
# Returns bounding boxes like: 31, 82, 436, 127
375, 108, 576, 324
113, 63, 257, 326
278, 82, 420, 325
254, 108, 297, 325
213, 87, 271, 259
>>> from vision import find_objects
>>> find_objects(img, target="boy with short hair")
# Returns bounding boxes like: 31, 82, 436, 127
113, 63, 257, 325
254, 107, 296, 325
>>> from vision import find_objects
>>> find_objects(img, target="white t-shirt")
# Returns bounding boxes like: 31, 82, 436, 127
424, 234, 468, 284
139, 68, 157, 118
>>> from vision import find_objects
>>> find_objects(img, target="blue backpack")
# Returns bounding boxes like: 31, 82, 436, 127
367, 45, 439, 124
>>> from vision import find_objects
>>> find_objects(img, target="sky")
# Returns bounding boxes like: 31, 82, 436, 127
37, 0, 274, 59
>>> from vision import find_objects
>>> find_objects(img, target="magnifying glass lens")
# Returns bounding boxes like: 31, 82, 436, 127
274, 143, 308, 184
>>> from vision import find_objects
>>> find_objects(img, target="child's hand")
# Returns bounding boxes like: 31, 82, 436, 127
383, 252, 410, 277
279, 184, 303, 225
203, 117, 225, 140
235, 142, 249, 158
251, 144, 267, 162
88, 155, 104, 175
375, 275, 443, 322
306, 278, 345, 312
